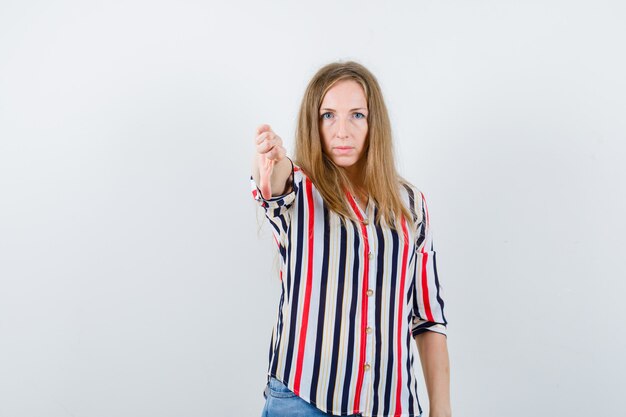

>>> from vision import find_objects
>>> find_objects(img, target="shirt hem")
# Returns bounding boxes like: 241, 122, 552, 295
265, 372, 423, 417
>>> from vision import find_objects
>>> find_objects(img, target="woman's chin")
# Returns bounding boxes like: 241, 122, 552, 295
330, 157, 358, 168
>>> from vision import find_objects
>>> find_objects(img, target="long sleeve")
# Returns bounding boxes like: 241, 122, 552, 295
411, 190, 448, 338
250, 157, 301, 246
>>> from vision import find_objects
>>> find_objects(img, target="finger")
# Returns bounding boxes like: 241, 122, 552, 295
256, 130, 273, 145
260, 132, 283, 149
266, 145, 285, 161
268, 132, 282, 146
257, 133, 281, 153
256, 138, 276, 154
256, 124, 272, 136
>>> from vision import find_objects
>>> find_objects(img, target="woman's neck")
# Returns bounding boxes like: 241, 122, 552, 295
344, 161, 365, 191
344, 166, 367, 204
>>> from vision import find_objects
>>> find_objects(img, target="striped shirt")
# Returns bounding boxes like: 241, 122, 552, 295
250, 159, 448, 417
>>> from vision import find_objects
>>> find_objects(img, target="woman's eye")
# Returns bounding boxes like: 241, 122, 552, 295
320, 112, 366, 120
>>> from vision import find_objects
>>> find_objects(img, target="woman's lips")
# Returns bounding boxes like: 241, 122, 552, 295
333, 146, 354, 154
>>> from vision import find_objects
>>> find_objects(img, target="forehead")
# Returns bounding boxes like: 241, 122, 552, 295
320, 79, 367, 108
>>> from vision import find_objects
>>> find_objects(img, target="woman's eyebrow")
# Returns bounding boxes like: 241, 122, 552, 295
320, 107, 368, 112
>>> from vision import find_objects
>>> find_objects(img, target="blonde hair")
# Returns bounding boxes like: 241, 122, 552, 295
294, 60, 413, 230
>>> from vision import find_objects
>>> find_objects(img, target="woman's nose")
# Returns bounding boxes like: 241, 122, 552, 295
336, 117, 349, 138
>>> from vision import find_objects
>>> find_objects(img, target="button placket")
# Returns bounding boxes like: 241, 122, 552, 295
347, 191, 376, 414
362, 213, 376, 416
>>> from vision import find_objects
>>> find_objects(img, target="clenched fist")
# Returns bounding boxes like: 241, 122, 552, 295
255, 124, 287, 199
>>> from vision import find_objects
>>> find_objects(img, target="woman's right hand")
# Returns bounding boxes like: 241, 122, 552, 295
254, 124, 288, 199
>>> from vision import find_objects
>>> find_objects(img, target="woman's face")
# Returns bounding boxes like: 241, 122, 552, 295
319, 79, 369, 174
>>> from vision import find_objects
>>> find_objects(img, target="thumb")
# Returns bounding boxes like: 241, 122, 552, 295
258, 153, 275, 199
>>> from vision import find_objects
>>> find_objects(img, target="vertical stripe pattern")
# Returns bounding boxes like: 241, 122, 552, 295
251, 161, 448, 417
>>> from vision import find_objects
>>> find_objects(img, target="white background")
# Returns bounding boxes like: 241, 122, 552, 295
1, 1, 625, 416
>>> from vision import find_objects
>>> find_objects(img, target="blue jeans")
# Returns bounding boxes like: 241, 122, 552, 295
261, 376, 362, 417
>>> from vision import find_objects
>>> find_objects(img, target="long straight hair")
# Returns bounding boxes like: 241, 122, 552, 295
294, 61, 414, 230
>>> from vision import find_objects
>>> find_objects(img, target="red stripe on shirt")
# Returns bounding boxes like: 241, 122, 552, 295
421, 252, 434, 322
293, 178, 315, 395
419, 191, 434, 322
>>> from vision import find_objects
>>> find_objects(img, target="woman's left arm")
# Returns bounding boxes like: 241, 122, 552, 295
415, 331, 452, 417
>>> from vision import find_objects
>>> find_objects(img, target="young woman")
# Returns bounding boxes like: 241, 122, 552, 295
250, 61, 451, 417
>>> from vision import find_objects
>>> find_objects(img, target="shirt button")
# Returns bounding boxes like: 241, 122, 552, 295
364, 363, 371, 371
368, 252, 374, 260
366, 289, 374, 296
366, 327, 372, 334
363, 219, 369, 225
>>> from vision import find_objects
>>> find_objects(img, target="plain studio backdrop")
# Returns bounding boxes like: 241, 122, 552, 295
1, 1, 625, 416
